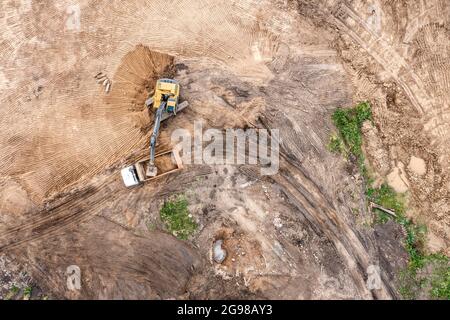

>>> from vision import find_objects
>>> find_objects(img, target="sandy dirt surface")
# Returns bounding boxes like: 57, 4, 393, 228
0, 0, 448, 299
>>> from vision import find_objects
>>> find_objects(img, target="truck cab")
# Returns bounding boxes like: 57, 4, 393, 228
120, 165, 140, 187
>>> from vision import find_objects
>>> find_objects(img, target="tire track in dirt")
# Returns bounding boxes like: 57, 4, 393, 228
255, 113, 394, 298
272, 156, 393, 299
0, 158, 213, 253
0, 174, 115, 252
330, 2, 432, 115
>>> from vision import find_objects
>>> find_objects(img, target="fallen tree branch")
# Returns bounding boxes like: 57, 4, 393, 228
369, 202, 397, 217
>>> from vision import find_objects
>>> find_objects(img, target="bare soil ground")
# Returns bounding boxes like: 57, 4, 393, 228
0, 0, 448, 299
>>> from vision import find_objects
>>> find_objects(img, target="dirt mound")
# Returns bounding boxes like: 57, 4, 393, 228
106, 45, 175, 115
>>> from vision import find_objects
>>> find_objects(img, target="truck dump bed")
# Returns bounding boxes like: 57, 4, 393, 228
134, 150, 183, 183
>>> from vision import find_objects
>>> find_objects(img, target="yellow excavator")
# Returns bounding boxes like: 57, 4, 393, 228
121, 79, 188, 187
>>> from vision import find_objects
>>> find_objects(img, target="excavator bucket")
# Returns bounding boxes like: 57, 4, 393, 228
145, 164, 158, 177
121, 149, 183, 186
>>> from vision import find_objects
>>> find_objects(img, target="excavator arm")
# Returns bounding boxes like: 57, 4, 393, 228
146, 100, 166, 177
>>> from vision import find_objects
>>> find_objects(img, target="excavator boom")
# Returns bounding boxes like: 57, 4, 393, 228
146, 100, 166, 177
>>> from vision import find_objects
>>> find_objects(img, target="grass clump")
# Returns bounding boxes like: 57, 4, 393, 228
331, 101, 372, 174
4, 285, 19, 300
367, 184, 426, 268
399, 253, 450, 300
429, 255, 450, 299
23, 286, 32, 300
160, 196, 197, 240
327, 133, 345, 154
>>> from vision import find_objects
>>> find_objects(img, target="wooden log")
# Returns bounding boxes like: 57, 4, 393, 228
369, 202, 397, 217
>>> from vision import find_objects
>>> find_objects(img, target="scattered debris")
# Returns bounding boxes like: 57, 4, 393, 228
273, 217, 283, 228
94, 72, 112, 94
262, 184, 270, 199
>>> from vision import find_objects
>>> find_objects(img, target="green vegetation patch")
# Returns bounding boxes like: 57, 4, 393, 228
331, 101, 372, 174
160, 196, 197, 240
23, 286, 32, 300
327, 133, 345, 154
399, 253, 450, 300
4, 285, 19, 300
429, 255, 450, 299
367, 184, 406, 215
367, 183, 406, 224
367, 184, 425, 268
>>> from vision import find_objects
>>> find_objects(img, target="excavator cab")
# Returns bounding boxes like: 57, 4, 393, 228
151, 78, 179, 111
167, 97, 177, 113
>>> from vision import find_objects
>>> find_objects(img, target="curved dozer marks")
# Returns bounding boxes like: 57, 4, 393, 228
0, 45, 174, 202
0, 174, 115, 252
0, 0, 281, 202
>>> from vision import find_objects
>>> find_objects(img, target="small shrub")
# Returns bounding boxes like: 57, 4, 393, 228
328, 134, 344, 154
23, 286, 32, 300
5, 285, 19, 300
331, 102, 372, 175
